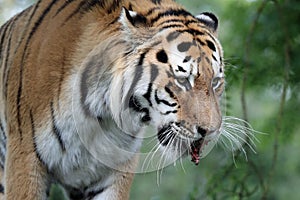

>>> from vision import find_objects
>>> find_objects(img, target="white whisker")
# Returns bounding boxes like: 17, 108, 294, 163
159, 134, 175, 179
142, 128, 172, 173
179, 137, 186, 173
219, 116, 265, 161
157, 131, 174, 185
223, 123, 258, 146
141, 138, 161, 172
222, 129, 248, 160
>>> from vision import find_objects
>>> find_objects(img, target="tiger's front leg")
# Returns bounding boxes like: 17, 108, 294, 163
4, 134, 49, 200
91, 172, 134, 200
91, 156, 139, 200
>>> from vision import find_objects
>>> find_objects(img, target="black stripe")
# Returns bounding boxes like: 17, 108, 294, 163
0, 158, 3, 169
124, 51, 148, 110
64, 1, 85, 23
70, 186, 108, 200
85, 0, 122, 13
0, 20, 12, 64
57, 51, 66, 105
83, 0, 105, 12
143, 83, 153, 106
108, 0, 122, 13
24, 0, 57, 50
17, 0, 57, 140
0, 142, 5, 169
80, 38, 121, 116
26, 1, 41, 28
57, 65, 64, 104
163, 110, 177, 115
0, 14, 14, 72
138, 52, 146, 66
164, 86, 176, 99
9, 5, 38, 60
185, 19, 199, 26
178, 65, 188, 73
160, 24, 185, 31
2, 22, 14, 99
0, 184, 4, 193
212, 54, 217, 62
55, 0, 77, 17
15, 1, 40, 140
141, 109, 151, 122
151, 0, 162, 4
30, 110, 47, 167
108, 17, 120, 26
0, 16, 11, 35
205, 31, 217, 44
127, 97, 151, 122
154, 90, 177, 107
80, 59, 93, 116
157, 19, 199, 26
144, 7, 160, 16
80, 54, 105, 117
205, 57, 210, 64
182, 28, 205, 36
4, 68, 10, 100
183, 56, 192, 63
197, 57, 202, 64
0, 121, 4, 134
50, 102, 66, 152
128, 3, 133, 10
129, 96, 143, 112
166, 31, 181, 42
150, 9, 193, 24
206, 40, 216, 52
0, 19, 15, 72
150, 64, 159, 82
0, 121, 6, 141
177, 42, 192, 52
157, 19, 185, 26
65, 0, 122, 23
196, 38, 206, 46
86, 187, 107, 199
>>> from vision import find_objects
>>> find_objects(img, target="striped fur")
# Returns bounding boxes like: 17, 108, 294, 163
0, 0, 224, 199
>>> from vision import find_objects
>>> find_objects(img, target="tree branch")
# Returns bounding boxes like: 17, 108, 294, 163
242, 0, 269, 123
241, 0, 269, 198
261, 0, 291, 199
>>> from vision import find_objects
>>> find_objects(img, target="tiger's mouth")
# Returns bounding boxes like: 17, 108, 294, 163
190, 138, 204, 165
157, 125, 205, 165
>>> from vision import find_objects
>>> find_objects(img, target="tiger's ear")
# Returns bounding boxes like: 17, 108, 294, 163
196, 12, 219, 34
119, 7, 147, 28
119, 7, 150, 46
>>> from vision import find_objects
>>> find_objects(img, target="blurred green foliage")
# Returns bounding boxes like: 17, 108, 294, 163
1, 0, 299, 199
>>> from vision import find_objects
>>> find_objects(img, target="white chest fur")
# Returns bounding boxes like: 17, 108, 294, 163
35, 112, 142, 189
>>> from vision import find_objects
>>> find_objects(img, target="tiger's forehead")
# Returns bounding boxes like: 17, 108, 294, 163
157, 30, 223, 77
164, 32, 199, 60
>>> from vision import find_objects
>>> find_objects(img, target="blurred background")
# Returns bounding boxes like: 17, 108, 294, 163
1, 0, 299, 199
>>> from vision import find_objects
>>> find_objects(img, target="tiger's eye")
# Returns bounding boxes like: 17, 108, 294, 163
212, 77, 221, 88
177, 78, 189, 84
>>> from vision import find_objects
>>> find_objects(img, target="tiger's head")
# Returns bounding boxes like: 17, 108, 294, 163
114, 7, 224, 164
80, 4, 224, 165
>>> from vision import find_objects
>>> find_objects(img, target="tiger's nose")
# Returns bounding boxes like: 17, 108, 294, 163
196, 126, 207, 138
195, 126, 218, 138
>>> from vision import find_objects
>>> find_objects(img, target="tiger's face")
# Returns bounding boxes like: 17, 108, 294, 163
115, 8, 224, 164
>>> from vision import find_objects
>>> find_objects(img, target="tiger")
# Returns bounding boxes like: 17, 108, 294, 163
0, 0, 224, 199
